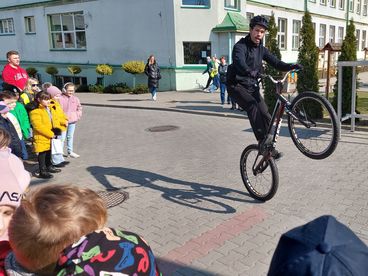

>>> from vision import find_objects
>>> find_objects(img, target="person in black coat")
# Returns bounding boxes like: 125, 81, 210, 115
0, 102, 22, 158
144, 55, 161, 101
227, 15, 302, 159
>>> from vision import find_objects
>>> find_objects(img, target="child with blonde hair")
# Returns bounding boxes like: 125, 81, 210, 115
6, 184, 107, 275
59, 82, 82, 158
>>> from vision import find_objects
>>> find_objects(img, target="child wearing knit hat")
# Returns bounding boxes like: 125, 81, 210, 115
0, 127, 30, 241
46, 86, 69, 167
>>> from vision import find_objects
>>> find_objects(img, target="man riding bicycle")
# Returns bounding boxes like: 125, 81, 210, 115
227, 15, 302, 159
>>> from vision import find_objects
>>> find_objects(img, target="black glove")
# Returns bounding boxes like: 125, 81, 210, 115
290, 63, 303, 71
52, 128, 62, 136
249, 70, 261, 79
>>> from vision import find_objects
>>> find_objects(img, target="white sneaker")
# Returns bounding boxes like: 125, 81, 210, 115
152, 94, 157, 101
68, 152, 80, 158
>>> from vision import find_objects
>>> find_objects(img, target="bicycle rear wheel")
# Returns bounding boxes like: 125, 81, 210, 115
288, 92, 339, 159
240, 144, 279, 201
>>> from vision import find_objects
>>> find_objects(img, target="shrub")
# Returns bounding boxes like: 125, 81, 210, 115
122, 61, 145, 75
103, 82, 130, 94
67, 65, 82, 75
132, 84, 149, 94
45, 65, 58, 76
75, 84, 90, 93
96, 64, 113, 76
88, 84, 104, 93
26, 67, 38, 77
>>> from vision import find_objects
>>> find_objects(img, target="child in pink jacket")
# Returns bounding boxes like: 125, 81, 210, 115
58, 82, 82, 158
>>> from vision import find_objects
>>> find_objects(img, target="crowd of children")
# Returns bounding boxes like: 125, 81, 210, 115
0, 51, 161, 275
0, 79, 82, 179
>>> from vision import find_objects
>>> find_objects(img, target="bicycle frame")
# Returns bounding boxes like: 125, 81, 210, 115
252, 70, 302, 174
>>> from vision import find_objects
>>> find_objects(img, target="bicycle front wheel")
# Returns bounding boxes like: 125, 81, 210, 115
288, 92, 340, 159
240, 144, 279, 201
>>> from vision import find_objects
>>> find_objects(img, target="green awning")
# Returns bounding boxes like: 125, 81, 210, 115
212, 12, 249, 33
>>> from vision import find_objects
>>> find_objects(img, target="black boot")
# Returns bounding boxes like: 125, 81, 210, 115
47, 166, 62, 173
35, 170, 53, 179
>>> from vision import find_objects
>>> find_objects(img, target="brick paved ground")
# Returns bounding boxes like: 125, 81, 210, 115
28, 90, 368, 275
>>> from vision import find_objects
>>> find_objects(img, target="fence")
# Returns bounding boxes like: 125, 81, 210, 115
337, 60, 368, 132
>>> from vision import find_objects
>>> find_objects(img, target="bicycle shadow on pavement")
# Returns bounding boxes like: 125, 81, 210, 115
87, 166, 261, 214
156, 257, 216, 276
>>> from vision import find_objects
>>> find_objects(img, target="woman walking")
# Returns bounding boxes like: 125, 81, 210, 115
144, 55, 161, 101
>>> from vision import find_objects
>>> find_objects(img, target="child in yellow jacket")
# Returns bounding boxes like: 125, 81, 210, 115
29, 92, 62, 179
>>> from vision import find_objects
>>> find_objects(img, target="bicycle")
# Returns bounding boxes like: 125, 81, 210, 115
240, 70, 340, 201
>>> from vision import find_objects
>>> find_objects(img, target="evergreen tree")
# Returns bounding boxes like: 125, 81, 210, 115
297, 10, 321, 118
332, 19, 358, 117
264, 13, 281, 111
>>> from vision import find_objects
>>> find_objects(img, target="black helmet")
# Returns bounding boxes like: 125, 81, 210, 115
249, 15, 269, 30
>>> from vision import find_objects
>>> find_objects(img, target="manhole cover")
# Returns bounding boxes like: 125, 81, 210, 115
96, 190, 129, 209
146, 125, 180, 132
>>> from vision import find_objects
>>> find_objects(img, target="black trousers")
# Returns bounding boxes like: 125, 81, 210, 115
228, 84, 271, 142
38, 150, 52, 172
204, 74, 213, 89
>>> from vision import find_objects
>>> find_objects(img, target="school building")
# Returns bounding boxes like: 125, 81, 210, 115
0, 0, 367, 91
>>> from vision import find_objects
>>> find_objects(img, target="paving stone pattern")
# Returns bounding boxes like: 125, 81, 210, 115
30, 90, 368, 276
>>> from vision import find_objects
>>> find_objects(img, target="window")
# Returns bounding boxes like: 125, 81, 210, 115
320, 0, 326, 5
357, 0, 361, 13
356, 29, 360, 48
183, 42, 211, 64
362, 30, 366, 49
330, 0, 337, 7
349, 0, 354, 11
277, 18, 287, 50
24, 16, 35, 33
49, 12, 86, 49
363, 0, 368, 14
0, 18, 14, 34
224, 0, 240, 10
246, 12, 254, 23
329, 25, 335, 43
338, 26, 344, 43
319, 24, 326, 47
292, 20, 301, 50
339, 0, 345, 9
181, 0, 210, 7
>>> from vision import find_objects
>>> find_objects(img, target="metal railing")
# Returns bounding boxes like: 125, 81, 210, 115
337, 60, 368, 132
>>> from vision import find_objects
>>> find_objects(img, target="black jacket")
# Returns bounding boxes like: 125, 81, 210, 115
232, 35, 293, 88
0, 117, 22, 158
218, 63, 228, 83
144, 63, 161, 88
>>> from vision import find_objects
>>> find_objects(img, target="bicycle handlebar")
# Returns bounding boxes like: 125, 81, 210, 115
261, 69, 300, 84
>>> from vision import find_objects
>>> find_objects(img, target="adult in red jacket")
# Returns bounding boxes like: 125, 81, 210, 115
2, 50, 28, 92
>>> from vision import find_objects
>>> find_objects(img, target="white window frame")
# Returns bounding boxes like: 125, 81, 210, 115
24, 16, 35, 34
339, 0, 345, 9
224, 0, 240, 10
356, 29, 360, 48
329, 25, 336, 43
48, 11, 86, 50
320, 0, 327, 5
181, 0, 210, 8
338, 26, 344, 43
357, 0, 361, 13
292, 20, 301, 50
277, 18, 287, 50
362, 30, 366, 50
330, 0, 337, 7
319, 24, 327, 48
349, 0, 354, 11
363, 0, 368, 15
0, 18, 15, 34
